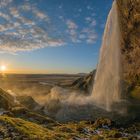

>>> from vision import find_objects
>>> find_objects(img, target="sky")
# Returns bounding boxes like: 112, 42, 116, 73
0, 0, 113, 74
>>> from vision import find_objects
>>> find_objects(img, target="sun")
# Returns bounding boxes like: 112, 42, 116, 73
0, 65, 7, 72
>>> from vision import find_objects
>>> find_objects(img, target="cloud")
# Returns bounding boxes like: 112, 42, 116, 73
0, 24, 65, 53
66, 20, 78, 29
86, 34, 97, 44
66, 20, 80, 43
20, 3, 31, 11
10, 7, 20, 17
0, 12, 11, 20
47, 39, 65, 47
85, 17, 92, 22
0, 1, 65, 53
0, 1, 98, 53
85, 17, 96, 26
82, 28, 97, 44
0, 0, 12, 7
66, 18, 97, 44
0, 34, 65, 53
32, 8, 50, 21
87, 6, 93, 10
90, 19, 97, 26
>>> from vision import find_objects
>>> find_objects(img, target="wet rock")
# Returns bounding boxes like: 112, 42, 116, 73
93, 118, 113, 128
59, 127, 73, 133
114, 132, 123, 138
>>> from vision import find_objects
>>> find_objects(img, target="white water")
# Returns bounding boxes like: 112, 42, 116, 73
92, 0, 121, 111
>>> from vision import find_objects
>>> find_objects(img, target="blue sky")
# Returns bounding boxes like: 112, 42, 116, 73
0, 0, 113, 74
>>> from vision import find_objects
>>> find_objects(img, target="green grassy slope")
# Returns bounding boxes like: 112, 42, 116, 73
0, 116, 139, 140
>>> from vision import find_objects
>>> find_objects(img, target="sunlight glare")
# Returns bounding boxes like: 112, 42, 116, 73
0, 65, 7, 72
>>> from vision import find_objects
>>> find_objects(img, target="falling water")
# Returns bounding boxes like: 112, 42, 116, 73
92, 0, 121, 111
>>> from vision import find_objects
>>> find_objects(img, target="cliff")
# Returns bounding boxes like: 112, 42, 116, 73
117, 0, 140, 100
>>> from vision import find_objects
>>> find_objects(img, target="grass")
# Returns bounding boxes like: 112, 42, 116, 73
0, 116, 139, 140
0, 116, 51, 139
11, 106, 57, 127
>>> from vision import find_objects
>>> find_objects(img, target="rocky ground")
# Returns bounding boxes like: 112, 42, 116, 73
0, 87, 140, 140
0, 115, 140, 140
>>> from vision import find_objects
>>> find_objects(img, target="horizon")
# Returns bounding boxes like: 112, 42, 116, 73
0, 0, 113, 74
0, 71, 87, 75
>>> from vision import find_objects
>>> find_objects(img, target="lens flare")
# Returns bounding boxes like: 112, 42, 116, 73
0, 65, 7, 72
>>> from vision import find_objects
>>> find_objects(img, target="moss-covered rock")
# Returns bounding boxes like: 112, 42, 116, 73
0, 116, 55, 140
0, 115, 139, 140
117, 0, 140, 100
16, 95, 42, 111
0, 88, 17, 110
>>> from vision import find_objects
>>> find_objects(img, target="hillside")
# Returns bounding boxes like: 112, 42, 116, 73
0, 88, 17, 110
0, 115, 139, 140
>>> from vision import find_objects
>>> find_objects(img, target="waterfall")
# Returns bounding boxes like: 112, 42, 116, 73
92, 0, 121, 111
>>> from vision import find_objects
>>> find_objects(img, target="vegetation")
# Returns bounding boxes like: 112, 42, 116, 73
0, 116, 54, 140
117, 0, 140, 99
0, 116, 139, 140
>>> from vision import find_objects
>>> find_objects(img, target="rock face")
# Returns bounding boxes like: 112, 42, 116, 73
16, 96, 42, 111
117, 0, 140, 100
0, 88, 16, 110
71, 70, 96, 93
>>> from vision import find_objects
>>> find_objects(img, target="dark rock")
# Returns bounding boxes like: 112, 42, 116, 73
71, 70, 96, 93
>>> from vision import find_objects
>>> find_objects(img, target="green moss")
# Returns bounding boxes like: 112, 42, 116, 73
117, 0, 140, 100
11, 106, 57, 127
0, 116, 59, 140
0, 116, 140, 139
131, 86, 140, 100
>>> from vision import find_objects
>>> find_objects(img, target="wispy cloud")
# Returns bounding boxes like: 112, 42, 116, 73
90, 19, 97, 26
66, 18, 97, 44
0, 0, 12, 7
0, 12, 11, 20
10, 7, 20, 17
85, 17, 92, 22
0, 0, 98, 53
0, 1, 65, 53
66, 20, 78, 29
66, 20, 80, 43
32, 8, 50, 21
87, 5, 93, 10
82, 28, 97, 44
